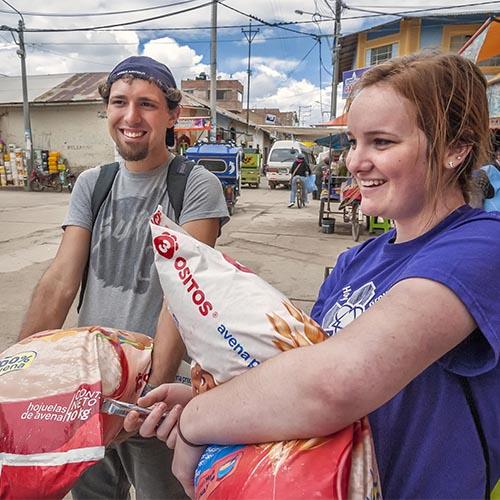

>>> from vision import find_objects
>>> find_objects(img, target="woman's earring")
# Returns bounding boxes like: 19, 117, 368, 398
448, 161, 455, 169
457, 156, 462, 160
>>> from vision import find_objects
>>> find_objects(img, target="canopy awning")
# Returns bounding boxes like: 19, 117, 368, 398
459, 17, 500, 64
315, 132, 350, 149
259, 124, 346, 139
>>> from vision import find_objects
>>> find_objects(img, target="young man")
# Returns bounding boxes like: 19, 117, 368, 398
18, 56, 229, 499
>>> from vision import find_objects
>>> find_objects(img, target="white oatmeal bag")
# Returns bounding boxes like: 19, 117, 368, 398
150, 206, 381, 499
150, 207, 319, 388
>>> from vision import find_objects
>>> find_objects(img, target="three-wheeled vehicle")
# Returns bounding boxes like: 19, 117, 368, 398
185, 142, 241, 215
241, 148, 261, 188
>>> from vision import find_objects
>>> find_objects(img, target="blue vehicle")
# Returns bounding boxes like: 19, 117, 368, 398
185, 142, 242, 215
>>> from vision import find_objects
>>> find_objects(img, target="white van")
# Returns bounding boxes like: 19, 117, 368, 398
265, 140, 315, 189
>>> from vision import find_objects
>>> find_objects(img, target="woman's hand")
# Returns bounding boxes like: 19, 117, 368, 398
172, 437, 206, 499
123, 383, 193, 441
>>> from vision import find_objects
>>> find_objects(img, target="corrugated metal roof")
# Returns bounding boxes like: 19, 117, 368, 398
35, 72, 107, 102
0, 73, 70, 104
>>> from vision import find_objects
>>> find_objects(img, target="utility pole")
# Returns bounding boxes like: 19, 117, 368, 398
1, 0, 34, 190
242, 19, 259, 140
17, 20, 33, 189
330, 0, 342, 119
209, 0, 217, 142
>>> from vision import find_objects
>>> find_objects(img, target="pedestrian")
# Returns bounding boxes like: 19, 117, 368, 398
125, 52, 500, 499
287, 153, 311, 207
18, 55, 229, 499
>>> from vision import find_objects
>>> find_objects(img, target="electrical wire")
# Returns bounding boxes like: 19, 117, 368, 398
26, 34, 315, 46
343, 0, 500, 18
2, 1, 497, 34
22, 0, 214, 33
217, 1, 319, 38
286, 39, 320, 78
0, 0, 202, 18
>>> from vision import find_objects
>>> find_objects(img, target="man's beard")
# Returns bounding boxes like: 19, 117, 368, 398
116, 141, 149, 162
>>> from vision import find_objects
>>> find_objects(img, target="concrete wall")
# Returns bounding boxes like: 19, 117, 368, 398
0, 103, 115, 173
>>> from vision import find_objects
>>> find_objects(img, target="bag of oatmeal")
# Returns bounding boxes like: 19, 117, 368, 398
0, 326, 152, 499
150, 207, 382, 500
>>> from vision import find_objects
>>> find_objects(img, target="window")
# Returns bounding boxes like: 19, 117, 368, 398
184, 89, 194, 94
269, 149, 298, 162
216, 90, 227, 100
479, 55, 500, 67
449, 34, 471, 53
197, 159, 227, 172
366, 43, 398, 66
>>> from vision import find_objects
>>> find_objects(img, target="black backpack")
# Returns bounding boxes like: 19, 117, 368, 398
77, 156, 194, 312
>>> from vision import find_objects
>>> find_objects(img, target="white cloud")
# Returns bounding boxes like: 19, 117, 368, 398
142, 37, 209, 81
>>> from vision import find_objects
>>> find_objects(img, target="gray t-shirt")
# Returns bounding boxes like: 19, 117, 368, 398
63, 158, 229, 337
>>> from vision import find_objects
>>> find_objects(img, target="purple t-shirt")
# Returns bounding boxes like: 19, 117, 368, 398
311, 205, 500, 499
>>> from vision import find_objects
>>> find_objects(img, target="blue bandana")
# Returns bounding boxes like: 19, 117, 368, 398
107, 56, 177, 91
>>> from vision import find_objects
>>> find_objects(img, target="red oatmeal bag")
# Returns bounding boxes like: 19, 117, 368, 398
0, 326, 152, 499
150, 207, 382, 500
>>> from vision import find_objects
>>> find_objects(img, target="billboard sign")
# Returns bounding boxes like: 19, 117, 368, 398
342, 67, 370, 99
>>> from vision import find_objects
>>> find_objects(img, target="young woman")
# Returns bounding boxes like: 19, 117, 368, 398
125, 53, 500, 498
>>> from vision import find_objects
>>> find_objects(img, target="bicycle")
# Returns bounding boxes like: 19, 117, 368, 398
295, 177, 305, 209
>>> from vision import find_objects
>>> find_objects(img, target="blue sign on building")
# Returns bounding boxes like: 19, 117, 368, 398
342, 67, 370, 99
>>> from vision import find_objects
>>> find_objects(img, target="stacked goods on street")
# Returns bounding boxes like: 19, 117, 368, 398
0, 142, 69, 188
150, 207, 382, 500
0, 143, 27, 188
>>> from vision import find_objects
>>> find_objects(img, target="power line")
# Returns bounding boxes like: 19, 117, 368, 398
217, 1, 319, 38
0, 0, 200, 18
343, 0, 500, 17
287, 40, 320, 78
4, 1, 497, 35
17, 34, 316, 46
20, 1, 214, 32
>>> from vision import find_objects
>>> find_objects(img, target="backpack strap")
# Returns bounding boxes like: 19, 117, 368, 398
77, 157, 194, 313
166, 155, 195, 223
457, 374, 490, 499
77, 162, 119, 313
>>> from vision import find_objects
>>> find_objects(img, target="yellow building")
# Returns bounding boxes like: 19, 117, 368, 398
339, 13, 500, 83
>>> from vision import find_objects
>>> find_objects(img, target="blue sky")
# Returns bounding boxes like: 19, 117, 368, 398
0, 0, 498, 124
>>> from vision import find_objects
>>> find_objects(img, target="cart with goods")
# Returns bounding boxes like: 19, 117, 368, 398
319, 170, 363, 241
315, 133, 363, 241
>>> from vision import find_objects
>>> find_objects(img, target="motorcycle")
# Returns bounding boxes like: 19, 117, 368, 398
59, 167, 76, 193
29, 168, 63, 192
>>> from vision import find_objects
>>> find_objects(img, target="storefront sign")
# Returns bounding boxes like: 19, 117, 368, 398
176, 117, 211, 131
342, 67, 370, 99
265, 114, 277, 124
